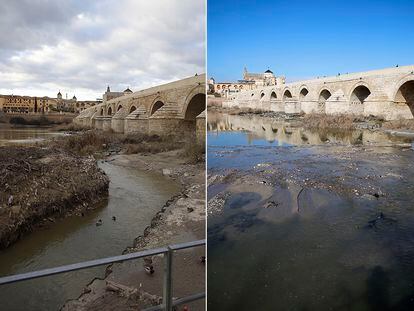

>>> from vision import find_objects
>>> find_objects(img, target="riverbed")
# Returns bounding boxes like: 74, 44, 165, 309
207, 113, 414, 310
0, 129, 180, 310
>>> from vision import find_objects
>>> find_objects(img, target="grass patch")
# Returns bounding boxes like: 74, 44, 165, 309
180, 140, 205, 164
57, 130, 113, 155
382, 119, 414, 131
302, 113, 364, 130
9, 116, 72, 126
52, 130, 201, 159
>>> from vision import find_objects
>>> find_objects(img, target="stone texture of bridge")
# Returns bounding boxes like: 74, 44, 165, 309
224, 66, 414, 120
74, 74, 206, 140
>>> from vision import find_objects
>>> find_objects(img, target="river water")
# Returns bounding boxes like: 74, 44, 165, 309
208, 113, 414, 310
0, 128, 64, 146
0, 129, 179, 310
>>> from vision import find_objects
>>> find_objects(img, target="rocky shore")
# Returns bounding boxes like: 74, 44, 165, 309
0, 146, 109, 249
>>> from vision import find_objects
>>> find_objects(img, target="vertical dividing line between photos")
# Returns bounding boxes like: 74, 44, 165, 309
204, 0, 208, 308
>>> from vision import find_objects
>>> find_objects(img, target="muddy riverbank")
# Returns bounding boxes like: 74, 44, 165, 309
0, 146, 109, 249
62, 150, 206, 310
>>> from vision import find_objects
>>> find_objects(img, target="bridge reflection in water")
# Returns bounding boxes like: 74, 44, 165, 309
207, 112, 412, 147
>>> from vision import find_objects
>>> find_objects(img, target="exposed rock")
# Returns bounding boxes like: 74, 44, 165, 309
162, 168, 172, 176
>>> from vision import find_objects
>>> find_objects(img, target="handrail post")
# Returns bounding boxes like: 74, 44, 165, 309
163, 246, 173, 311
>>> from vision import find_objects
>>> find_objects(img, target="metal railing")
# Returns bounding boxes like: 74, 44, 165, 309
0, 239, 206, 311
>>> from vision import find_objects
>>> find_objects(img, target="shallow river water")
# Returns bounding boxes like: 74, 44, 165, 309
0, 130, 179, 310
0, 128, 64, 146
208, 113, 414, 310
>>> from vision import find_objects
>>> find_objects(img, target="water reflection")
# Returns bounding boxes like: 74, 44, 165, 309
208, 112, 412, 146
0, 128, 64, 146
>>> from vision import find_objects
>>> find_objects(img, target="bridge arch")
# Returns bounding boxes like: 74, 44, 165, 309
129, 105, 137, 113
117, 104, 123, 111
319, 89, 332, 101
270, 90, 277, 101
260, 91, 265, 100
393, 76, 414, 116
100, 107, 104, 116
318, 88, 332, 113
350, 84, 371, 105
182, 84, 206, 120
184, 93, 205, 120
283, 89, 293, 101
107, 106, 113, 116
299, 87, 309, 100
149, 98, 165, 116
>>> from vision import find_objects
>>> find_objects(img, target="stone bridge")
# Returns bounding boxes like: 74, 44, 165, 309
74, 74, 206, 138
224, 65, 414, 120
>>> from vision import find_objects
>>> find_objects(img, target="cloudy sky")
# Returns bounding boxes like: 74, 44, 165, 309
0, 0, 205, 100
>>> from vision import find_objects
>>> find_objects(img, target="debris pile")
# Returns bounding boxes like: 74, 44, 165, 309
0, 146, 109, 249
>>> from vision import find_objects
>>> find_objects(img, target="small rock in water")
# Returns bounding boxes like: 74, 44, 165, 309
162, 169, 172, 176
263, 201, 279, 209
8, 195, 13, 206
187, 207, 194, 213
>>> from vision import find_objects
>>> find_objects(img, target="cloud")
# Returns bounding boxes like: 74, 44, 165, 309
0, 0, 205, 100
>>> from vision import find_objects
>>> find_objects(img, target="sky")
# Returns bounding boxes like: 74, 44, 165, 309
0, 0, 205, 100
208, 0, 414, 82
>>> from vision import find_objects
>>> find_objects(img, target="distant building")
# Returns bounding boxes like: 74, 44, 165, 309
56, 91, 99, 113
210, 67, 285, 98
0, 85, 134, 114
103, 86, 133, 104
0, 95, 57, 113
0, 90, 100, 114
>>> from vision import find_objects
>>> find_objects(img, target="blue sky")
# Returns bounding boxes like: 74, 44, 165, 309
208, 0, 414, 82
